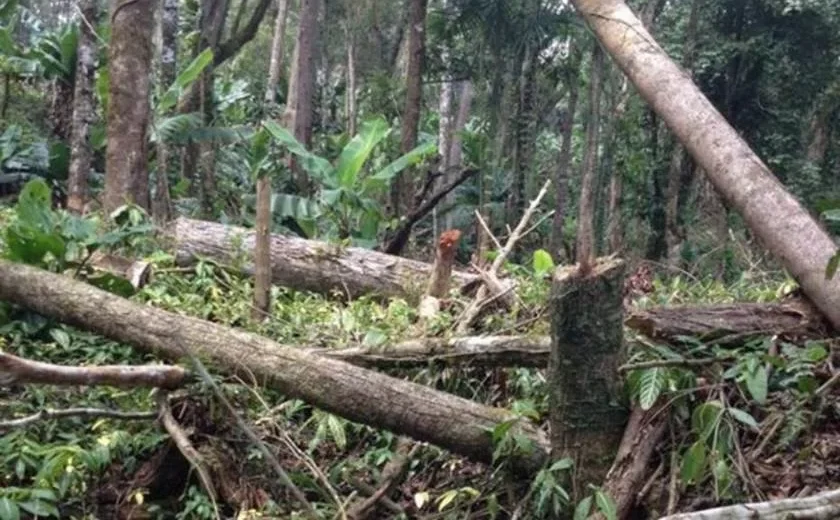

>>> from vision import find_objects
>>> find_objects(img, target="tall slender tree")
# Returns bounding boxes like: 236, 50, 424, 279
66, 0, 98, 213
152, 0, 179, 222
285, 0, 320, 193
104, 0, 156, 213
575, 43, 603, 269
392, 0, 427, 216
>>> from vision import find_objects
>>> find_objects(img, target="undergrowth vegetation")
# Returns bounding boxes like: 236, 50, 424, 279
1, 181, 836, 519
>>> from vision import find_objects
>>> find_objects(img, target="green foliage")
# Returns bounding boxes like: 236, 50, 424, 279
263, 118, 437, 244
2, 179, 154, 294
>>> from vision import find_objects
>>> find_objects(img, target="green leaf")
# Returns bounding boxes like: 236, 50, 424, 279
367, 140, 437, 185
85, 272, 136, 297
49, 328, 71, 348
532, 249, 555, 276
437, 489, 458, 511
727, 408, 759, 430
638, 367, 666, 410
691, 401, 723, 438
594, 490, 617, 520
326, 414, 346, 450
0, 0, 19, 20
745, 366, 768, 404
18, 500, 58, 518
680, 441, 707, 484
263, 120, 333, 183
572, 496, 592, 520
362, 329, 387, 347
822, 209, 840, 222
826, 251, 840, 280
271, 193, 322, 221
549, 458, 573, 472
158, 48, 213, 113
0, 498, 19, 520
334, 118, 390, 189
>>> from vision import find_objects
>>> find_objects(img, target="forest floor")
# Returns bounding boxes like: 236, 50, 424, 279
2, 233, 839, 518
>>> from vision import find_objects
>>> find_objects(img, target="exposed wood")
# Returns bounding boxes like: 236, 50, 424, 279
660, 488, 840, 520
0, 351, 186, 389
569, 0, 840, 331
87, 251, 153, 290
550, 256, 628, 492
252, 175, 272, 320
167, 217, 478, 300
0, 260, 549, 474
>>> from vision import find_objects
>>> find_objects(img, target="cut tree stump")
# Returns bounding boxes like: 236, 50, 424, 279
0, 260, 548, 474
550, 257, 629, 492
164, 218, 478, 300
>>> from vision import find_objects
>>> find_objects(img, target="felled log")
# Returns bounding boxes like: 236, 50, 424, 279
164, 218, 478, 300
316, 336, 551, 369
660, 487, 840, 519
626, 297, 831, 344
0, 351, 186, 389
0, 260, 548, 474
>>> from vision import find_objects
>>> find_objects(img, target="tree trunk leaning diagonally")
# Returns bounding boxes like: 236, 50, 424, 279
166, 217, 478, 300
0, 260, 549, 475
570, 0, 840, 330
104, 0, 156, 214
66, 0, 98, 214
152, 0, 179, 223
392, 0, 427, 217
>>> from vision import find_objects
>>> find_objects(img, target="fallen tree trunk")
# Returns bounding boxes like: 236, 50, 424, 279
0, 260, 548, 474
0, 351, 186, 389
660, 488, 840, 519
165, 218, 478, 300
319, 300, 827, 369
570, 0, 840, 330
316, 335, 551, 369
626, 298, 831, 344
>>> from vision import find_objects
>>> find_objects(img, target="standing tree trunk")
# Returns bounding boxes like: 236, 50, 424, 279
264, 0, 290, 106
254, 0, 291, 321
507, 43, 538, 228
550, 45, 581, 262
66, 0, 98, 214
575, 43, 603, 269
344, 23, 357, 135
152, 0, 179, 222
664, 0, 701, 263
571, 0, 840, 330
284, 0, 320, 194
447, 81, 473, 171
392, 0, 427, 216
104, 0, 156, 214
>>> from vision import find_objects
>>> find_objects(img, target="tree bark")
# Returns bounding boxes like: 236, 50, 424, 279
550, 257, 628, 493
252, 176, 272, 320
660, 488, 840, 520
507, 43, 538, 228
444, 80, 473, 229
345, 27, 357, 136
152, 0, 180, 223
392, 0, 427, 216
66, 0, 98, 214
0, 351, 185, 389
575, 44, 604, 269
570, 0, 840, 331
285, 0, 320, 193
104, 0, 156, 214
550, 45, 581, 262
0, 260, 549, 474
664, 0, 701, 263
166, 217, 478, 299
264, 0, 290, 106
